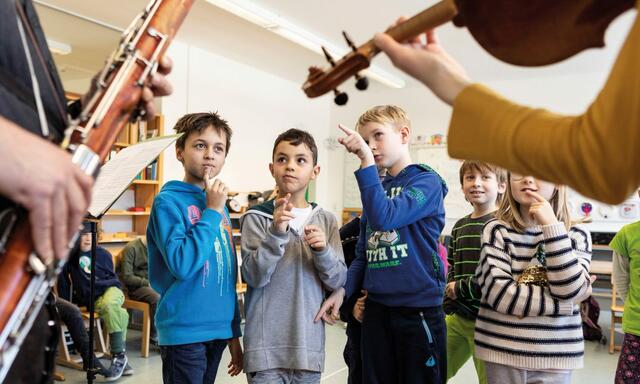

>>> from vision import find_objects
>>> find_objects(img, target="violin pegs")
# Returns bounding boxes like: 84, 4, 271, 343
342, 31, 358, 52
333, 88, 348, 106
355, 74, 369, 91
321, 46, 337, 66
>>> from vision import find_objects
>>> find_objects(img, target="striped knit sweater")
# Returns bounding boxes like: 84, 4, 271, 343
444, 213, 494, 319
474, 220, 592, 370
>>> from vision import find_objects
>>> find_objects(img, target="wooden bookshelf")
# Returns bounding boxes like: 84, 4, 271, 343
99, 115, 165, 247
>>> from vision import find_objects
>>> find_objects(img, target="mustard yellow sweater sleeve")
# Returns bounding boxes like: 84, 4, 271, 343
448, 7, 640, 205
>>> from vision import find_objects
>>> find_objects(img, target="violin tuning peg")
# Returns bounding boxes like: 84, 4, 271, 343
308, 66, 322, 75
355, 74, 369, 91
321, 46, 337, 66
342, 31, 357, 52
333, 89, 348, 106
307, 66, 323, 81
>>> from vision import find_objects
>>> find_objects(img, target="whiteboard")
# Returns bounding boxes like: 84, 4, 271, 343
410, 144, 467, 220
342, 144, 468, 221
343, 153, 363, 209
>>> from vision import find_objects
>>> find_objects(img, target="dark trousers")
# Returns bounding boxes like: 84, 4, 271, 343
56, 297, 91, 363
361, 299, 447, 384
343, 322, 363, 384
128, 286, 159, 336
160, 339, 227, 384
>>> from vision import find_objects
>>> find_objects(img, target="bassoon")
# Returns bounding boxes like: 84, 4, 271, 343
0, 0, 193, 379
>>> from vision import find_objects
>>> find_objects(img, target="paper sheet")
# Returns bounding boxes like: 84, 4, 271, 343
88, 134, 180, 217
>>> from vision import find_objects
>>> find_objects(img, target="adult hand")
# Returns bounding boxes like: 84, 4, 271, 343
82, 55, 173, 119
0, 118, 93, 263
374, 20, 470, 105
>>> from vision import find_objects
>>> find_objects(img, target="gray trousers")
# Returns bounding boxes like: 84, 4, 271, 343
485, 362, 572, 384
128, 286, 159, 336
247, 369, 321, 384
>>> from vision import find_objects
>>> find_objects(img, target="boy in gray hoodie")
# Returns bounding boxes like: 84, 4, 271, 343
240, 129, 347, 383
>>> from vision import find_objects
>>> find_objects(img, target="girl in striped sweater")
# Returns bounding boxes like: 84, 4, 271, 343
475, 173, 593, 384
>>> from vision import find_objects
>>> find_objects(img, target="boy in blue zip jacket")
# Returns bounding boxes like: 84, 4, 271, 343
147, 112, 242, 384
330, 105, 448, 383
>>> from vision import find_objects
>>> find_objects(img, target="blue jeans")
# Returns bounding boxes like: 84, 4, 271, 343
160, 339, 227, 384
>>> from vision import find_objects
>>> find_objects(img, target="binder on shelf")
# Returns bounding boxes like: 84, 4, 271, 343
128, 121, 139, 145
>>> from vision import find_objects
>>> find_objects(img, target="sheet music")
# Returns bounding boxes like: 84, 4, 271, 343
88, 134, 181, 217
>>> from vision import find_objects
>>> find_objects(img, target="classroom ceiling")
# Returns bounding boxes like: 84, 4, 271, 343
36, 0, 637, 92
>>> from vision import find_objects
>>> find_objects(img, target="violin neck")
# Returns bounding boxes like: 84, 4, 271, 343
360, 0, 458, 57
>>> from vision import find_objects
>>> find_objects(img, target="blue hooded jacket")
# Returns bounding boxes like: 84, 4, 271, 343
147, 180, 241, 346
345, 164, 448, 308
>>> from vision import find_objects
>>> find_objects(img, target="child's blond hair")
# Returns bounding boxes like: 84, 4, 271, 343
355, 105, 410, 132
497, 173, 572, 233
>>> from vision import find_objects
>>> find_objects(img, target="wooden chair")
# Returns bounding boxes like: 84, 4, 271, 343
123, 298, 151, 357
113, 250, 152, 358
610, 284, 625, 354
56, 311, 109, 370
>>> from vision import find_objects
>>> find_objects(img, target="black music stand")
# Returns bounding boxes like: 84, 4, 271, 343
80, 134, 177, 383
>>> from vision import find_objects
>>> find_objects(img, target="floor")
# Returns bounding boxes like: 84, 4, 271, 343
56, 310, 623, 383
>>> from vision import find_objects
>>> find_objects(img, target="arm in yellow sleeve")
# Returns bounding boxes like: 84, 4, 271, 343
448, 11, 640, 204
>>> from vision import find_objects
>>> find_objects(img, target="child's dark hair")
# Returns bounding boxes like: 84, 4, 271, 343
272, 128, 318, 165
174, 112, 232, 155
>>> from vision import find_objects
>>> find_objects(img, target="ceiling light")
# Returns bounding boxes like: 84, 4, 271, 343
46, 38, 72, 55
205, 0, 405, 89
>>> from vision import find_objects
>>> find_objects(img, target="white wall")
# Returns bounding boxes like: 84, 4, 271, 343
160, 41, 335, 213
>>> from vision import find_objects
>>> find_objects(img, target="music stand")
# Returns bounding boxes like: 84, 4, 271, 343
82, 134, 178, 383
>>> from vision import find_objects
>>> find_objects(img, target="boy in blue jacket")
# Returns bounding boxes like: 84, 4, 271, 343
332, 105, 448, 383
147, 112, 242, 383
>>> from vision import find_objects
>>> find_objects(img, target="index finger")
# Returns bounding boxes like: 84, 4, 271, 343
30, 200, 53, 263
203, 169, 213, 187
73, 166, 93, 206
525, 190, 546, 202
158, 55, 173, 75
338, 123, 355, 136
305, 225, 320, 233
274, 197, 287, 208
425, 29, 438, 45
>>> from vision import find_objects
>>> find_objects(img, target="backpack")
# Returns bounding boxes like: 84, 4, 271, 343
580, 296, 607, 344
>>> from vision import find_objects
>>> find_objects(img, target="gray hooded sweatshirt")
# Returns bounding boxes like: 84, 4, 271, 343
240, 200, 347, 373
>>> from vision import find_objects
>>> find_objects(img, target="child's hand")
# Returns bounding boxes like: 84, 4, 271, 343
304, 225, 326, 251
204, 171, 228, 214
352, 290, 368, 323
337, 124, 374, 168
227, 338, 243, 376
445, 281, 456, 299
314, 287, 345, 325
526, 190, 558, 226
273, 193, 294, 234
